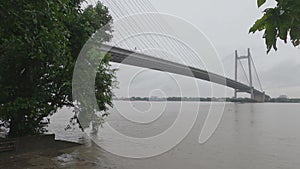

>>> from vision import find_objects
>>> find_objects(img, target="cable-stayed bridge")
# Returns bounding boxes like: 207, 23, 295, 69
94, 0, 269, 102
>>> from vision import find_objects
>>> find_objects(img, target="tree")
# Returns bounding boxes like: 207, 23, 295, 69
0, 1, 115, 137
250, 0, 300, 53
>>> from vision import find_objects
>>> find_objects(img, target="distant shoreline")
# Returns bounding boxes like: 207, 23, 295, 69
113, 97, 300, 103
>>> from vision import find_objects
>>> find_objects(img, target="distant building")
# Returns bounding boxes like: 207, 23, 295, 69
278, 95, 288, 99
149, 96, 167, 101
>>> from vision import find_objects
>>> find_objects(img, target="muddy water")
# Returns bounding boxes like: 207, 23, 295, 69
48, 102, 300, 169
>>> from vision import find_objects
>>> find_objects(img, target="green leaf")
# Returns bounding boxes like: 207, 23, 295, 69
264, 25, 277, 53
278, 25, 289, 43
249, 15, 267, 33
257, 0, 266, 8
290, 26, 300, 46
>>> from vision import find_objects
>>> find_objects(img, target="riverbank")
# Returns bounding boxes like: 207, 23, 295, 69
0, 134, 109, 169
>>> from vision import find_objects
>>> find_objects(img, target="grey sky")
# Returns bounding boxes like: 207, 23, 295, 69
109, 0, 300, 98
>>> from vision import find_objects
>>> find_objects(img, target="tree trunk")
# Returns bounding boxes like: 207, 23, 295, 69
8, 115, 25, 138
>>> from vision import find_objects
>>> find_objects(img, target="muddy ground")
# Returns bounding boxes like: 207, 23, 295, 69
0, 135, 116, 169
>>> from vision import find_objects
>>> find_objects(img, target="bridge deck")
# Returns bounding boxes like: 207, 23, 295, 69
98, 44, 268, 99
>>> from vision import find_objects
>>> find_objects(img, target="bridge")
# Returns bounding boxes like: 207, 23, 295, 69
99, 44, 269, 102
96, 0, 269, 102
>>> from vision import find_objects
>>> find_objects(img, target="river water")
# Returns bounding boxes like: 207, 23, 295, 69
48, 102, 300, 169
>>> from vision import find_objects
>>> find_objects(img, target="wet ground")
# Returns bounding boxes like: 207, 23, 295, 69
0, 136, 116, 169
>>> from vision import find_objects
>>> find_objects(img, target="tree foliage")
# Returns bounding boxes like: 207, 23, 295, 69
0, 0, 115, 137
250, 0, 300, 53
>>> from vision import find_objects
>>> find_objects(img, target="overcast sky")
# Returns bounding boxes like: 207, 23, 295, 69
107, 0, 300, 98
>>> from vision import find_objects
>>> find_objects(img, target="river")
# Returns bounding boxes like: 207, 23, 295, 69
48, 101, 300, 169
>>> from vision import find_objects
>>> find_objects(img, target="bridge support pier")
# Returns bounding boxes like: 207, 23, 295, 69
235, 90, 267, 102
253, 92, 265, 102
250, 87, 254, 100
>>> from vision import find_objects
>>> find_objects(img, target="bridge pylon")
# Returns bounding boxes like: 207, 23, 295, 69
234, 48, 257, 100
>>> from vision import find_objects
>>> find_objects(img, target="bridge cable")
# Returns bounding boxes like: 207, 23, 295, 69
102, 0, 131, 49
138, 0, 202, 67
107, 0, 155, 55
250, 56, 263, 91
112, 0, 172, 60
238, 59, 250, 85
103, 0, 204, 69
133, 0, 193, 64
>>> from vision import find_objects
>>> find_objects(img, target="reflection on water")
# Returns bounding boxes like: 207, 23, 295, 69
48, 102, 300, 169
